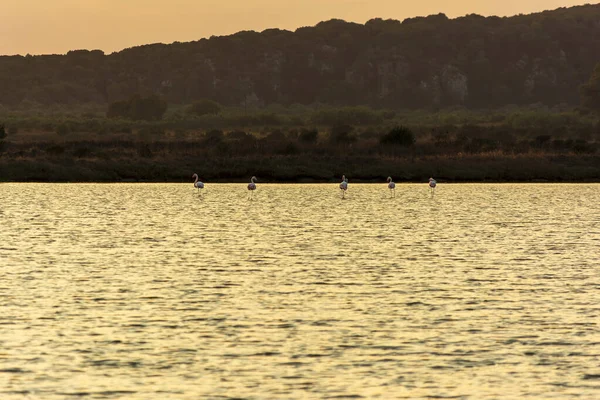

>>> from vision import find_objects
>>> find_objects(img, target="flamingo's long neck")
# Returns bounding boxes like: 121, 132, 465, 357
193, 175, 198, 184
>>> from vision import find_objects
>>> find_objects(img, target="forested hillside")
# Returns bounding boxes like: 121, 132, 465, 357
2, 4, 600, 109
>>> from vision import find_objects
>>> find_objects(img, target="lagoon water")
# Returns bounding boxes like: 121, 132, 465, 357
1, 183, 599, 399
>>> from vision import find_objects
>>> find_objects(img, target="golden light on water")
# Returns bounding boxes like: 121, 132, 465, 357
1, 183, 599, 398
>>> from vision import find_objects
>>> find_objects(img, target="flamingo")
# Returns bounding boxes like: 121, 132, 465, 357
339, 175, 348, 198
192, 173, 204, 192
387, 176, 396, 197
429, 177, 437, 196
248, 176, 257, 199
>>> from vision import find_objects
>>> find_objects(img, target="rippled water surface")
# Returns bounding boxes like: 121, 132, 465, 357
1, 183, 599, 399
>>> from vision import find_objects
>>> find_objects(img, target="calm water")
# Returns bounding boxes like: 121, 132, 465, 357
1, 183, 599, 399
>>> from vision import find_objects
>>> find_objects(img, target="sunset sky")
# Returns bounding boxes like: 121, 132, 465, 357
1, 0, 593, 55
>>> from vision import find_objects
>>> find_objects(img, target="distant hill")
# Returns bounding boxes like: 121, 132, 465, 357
2, 4, 600, 109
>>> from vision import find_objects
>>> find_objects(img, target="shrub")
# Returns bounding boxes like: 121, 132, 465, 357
286, 129, 299, 140
281, 142, 299, 155
380, 126, 415, 147
534, 135, 552, 147
256, 113, 285, 126
46, 145, 65, 155
137, 144, 153, 158
382, 110, 396, 119
56, 123, 71, 136
107, 94, 168, 121
311, 106, 383, 126
432, 129, 451, 146
137, 125, 165, 138
264, 130, 286, 143
94, 125, 108, 135
552, 139, 569, 150
358, 127, 380, 140
573, 139, 595, 154
73, 147, 93, 158
174, 129, 187, 139
329, 124, 356, 144
204, 129, 224, 146
187, 99, 222, 116
464, 138, 500, 153
227, 130, 249, 140
299, 128, 318, 143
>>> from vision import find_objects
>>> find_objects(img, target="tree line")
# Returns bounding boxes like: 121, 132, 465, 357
1, 4, 600, 110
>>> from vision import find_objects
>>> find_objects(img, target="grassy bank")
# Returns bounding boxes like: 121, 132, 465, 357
1, 105, 599, 182
2, 155, 600, 183
1, 140, 599, 183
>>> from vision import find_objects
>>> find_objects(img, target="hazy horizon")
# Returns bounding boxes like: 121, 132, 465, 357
1, 0, 594, 56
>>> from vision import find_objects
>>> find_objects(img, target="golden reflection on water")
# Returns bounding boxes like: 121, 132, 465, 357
1, 183, 599, 399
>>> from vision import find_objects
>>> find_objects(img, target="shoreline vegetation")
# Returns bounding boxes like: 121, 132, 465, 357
1, 104, 599, 183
